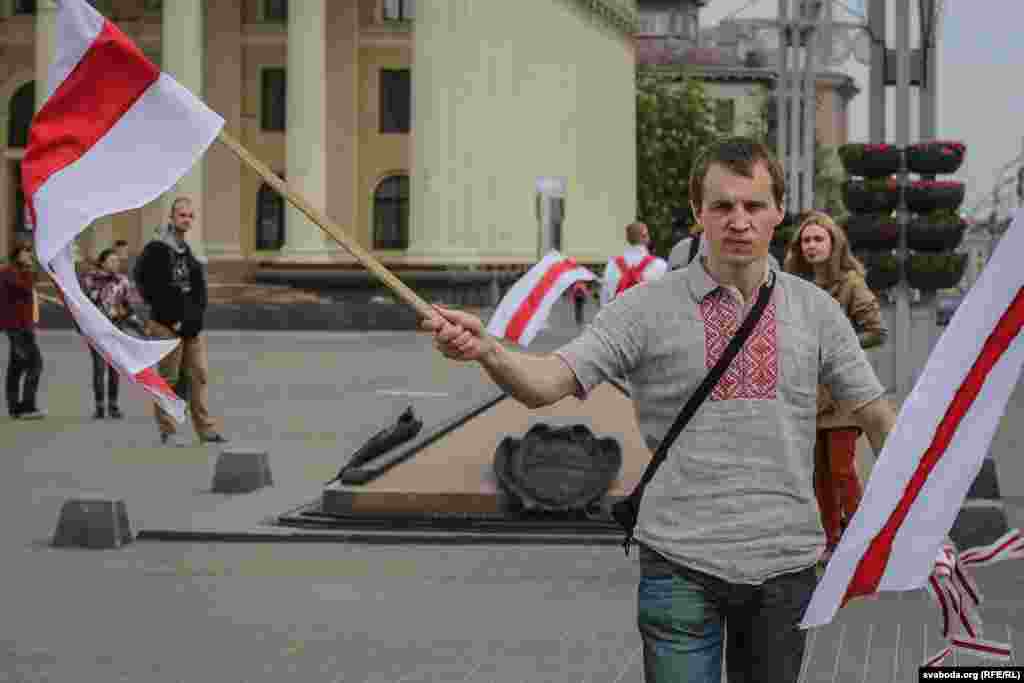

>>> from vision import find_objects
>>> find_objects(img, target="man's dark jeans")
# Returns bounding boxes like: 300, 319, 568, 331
5, 329, 43, 415
90, 347, 119, 406
637, 544, 817, 683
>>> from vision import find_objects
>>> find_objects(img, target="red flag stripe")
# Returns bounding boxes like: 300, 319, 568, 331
504, 258, 580, 342
22, 19, 159, 201
843, 286, 1024, 604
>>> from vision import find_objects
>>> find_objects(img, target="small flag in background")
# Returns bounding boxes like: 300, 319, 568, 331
801, 210, 1024, 666
486, 250, 597, 347
22, 0, 224, 422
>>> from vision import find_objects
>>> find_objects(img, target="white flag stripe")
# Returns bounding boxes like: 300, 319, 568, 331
486, 251, 564, 336
516, 266, 597, 346
34, 74, 224, 266
801, 209, 1024, 629
48, 0, 104, 102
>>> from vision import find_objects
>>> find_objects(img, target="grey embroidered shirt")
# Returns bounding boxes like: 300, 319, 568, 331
554, 260, 886, 584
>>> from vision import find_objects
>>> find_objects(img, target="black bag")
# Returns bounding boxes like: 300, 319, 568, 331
611, 273, 776, 554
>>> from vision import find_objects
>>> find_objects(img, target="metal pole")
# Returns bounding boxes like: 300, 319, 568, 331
777, 0, 791, 211
868, 0, 887, 143
800, 3, 821, 211
789, 5, 802, 212
919, 0, 938, 140
895, 0, 912, 398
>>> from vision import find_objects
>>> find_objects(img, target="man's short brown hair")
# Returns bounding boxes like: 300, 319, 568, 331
625, 221, 648, 245
688, 137, 786, 213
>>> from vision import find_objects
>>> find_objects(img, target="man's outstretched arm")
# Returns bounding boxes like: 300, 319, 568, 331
421, 305, 579, 409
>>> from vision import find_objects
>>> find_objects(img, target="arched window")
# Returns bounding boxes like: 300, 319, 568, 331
373, 175, 409, 249
8, 81, 35, 148
255, 178, 285, 250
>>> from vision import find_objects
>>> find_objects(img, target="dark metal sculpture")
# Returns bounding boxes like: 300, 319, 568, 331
493, 423, 622, 513
325, 406, 423, 486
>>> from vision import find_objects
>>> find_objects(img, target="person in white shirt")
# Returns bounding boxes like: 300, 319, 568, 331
600, 221, 668, 306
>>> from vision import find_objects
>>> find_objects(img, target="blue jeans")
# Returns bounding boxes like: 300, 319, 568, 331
637, 545, 817, 683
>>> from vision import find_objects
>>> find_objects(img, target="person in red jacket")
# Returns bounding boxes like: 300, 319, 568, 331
1, 242, 45, 419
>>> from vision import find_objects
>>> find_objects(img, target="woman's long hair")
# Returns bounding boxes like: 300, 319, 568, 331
783, 211, 865, 284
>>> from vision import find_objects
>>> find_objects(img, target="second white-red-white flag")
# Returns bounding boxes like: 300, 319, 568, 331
801, 210, 1024, 665
486, 250, 597, 347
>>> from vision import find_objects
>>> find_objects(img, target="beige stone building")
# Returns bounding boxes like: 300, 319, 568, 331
1, 0, 638, 281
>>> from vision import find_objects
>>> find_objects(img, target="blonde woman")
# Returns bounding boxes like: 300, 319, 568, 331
784, 211, 888, 563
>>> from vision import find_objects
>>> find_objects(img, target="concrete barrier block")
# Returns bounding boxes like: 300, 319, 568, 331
212, 447, 273, 494
52, 498, 133, 549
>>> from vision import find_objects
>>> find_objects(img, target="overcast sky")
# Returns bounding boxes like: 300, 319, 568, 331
699, 0, 1022, 214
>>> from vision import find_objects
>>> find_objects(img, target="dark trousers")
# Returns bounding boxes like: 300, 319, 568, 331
5, 329, 43, 415
637, 545, 817, 683
90, 347, 119, 406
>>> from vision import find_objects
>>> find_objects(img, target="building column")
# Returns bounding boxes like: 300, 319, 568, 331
282, 0, 330, 258
160, 0, 207, 261
202, 1, 244, 265
324, 0, 360, 259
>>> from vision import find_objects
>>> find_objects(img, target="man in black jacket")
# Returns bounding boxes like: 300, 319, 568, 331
136, 197, 227, 447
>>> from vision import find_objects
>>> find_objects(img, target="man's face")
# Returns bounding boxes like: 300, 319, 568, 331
171, 202, 195, 233
800, 224, 833, 265
15, 248, 33, 269
638, 223, 650, 246
693, 162, 783, 268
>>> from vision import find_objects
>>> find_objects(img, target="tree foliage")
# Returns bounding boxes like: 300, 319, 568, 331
636, 67, 720, 258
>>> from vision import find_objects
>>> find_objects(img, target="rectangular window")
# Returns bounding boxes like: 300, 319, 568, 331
715, 99, 736, 134
380, 69, 411, 134
383, 0, 414, 21
263, 0, 287, 23
261, 68, 286, 132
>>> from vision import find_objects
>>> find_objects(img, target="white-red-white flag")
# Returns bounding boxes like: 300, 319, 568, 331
486, 250, 597, 347
22, 0, 224, 422
801, 210, 1024, 665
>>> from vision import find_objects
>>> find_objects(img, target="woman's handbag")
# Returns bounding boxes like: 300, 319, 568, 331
611, 274, 777, 554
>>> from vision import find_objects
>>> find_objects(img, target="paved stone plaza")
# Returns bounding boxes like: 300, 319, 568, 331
2, 319, 1022, 682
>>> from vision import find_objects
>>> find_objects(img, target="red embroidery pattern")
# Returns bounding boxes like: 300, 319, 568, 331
700, 289, 778, 400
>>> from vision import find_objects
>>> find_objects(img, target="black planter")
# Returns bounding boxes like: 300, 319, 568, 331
863, 253, 900, 291
907, 142, 966, 175
844, 213, 901, 251
839, 144, 903, 178
905, 182, 966, 214
843, 179, 899, 213
907, 253, 968, 292
907, 218, 967, 252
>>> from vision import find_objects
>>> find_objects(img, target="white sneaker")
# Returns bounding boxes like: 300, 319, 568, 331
18, 409, 46, 420
159, 432, 189, 448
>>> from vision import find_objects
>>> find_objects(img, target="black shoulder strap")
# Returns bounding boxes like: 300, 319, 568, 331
688, 233, 701, 264
626, 272, 776, 508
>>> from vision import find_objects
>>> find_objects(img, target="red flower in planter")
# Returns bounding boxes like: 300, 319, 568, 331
911, 180, 964, 189
910, 140, 966, 154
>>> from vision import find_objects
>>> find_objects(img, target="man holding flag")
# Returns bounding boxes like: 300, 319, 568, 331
425, 137, 900, 682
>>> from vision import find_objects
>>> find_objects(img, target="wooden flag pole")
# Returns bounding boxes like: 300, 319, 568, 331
215, 130, 435, 321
